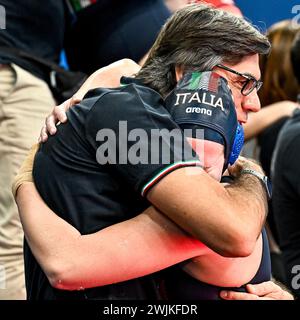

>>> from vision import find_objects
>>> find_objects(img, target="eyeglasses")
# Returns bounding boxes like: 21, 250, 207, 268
215, 64, 263, 96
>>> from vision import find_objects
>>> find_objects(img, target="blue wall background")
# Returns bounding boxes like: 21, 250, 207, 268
236, 0, 300, 31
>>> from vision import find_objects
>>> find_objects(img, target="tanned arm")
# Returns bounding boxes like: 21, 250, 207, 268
16, 182, 203, 290
147, 158, 268, 258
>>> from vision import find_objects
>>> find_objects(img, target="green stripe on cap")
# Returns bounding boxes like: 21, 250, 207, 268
188, 72, 202, 90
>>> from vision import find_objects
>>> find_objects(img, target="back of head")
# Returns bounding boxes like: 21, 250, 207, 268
259, 20, 300, 106
291, 31, 300, 87
137, 3, 270, 97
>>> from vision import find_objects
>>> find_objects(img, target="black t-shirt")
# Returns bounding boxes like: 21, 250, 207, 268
272, 109, 300, 297
0, 0, 67, 81
29, 77, 200, 300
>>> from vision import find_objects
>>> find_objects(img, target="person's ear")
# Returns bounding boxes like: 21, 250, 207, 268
175, 65, 184, 82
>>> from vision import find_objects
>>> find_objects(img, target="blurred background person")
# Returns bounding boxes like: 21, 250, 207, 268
271, 30, 300, 299
258, 20, 300, 180
0, 0, 68, 300
256, 20, 300, 286
64, 0, 171, 74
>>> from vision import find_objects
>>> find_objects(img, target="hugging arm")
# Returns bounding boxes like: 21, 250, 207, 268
16, 183, 203, 291
17, 180, 289, 300
146, 159, 267, 258
15, 145, 267, 293
16, 156, 267, 291
14, 147, 203, 290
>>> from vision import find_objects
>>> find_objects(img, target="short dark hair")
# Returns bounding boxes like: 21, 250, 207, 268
137, 4, 271, 97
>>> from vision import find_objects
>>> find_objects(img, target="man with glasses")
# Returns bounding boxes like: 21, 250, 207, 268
12, 4, 293, 300
215, 64, 263, 96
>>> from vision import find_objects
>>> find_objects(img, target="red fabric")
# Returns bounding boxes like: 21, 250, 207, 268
189, 0, 243, 17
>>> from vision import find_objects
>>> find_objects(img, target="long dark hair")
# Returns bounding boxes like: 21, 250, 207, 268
259, 20, 300, 107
